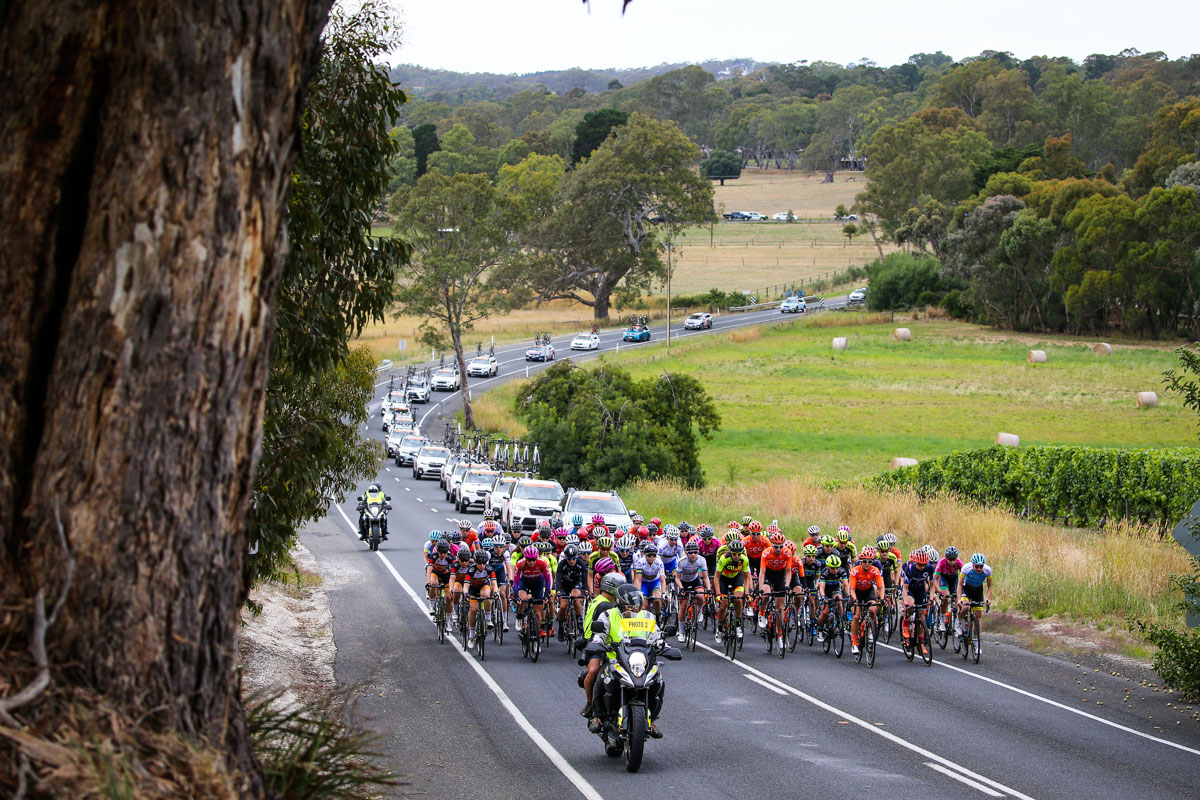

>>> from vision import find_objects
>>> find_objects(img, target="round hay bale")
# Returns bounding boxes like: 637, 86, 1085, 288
1136, 391, 1158, 408
832, 337, 848, 351
1092, 343, 1113, 355
889, 457, 918, 470
893, 328, 912, 341
1027, 350, 1047, 364
995, 432, 1021, 447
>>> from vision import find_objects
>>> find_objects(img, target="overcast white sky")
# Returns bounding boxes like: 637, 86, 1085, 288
389, 0, 1197, 74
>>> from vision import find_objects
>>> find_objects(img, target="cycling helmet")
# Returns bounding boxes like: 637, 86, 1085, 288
428, 530, 442, 541
553, 527, 567, 539
723, 531, 740, 544
637, 526, 650, 538
599, 571, 625, 594
727, 540, 745, 554
572, 513, 584, 527
836, 529, 851, 544
474, 550, 489, 564
876, 535, 889, 548
748, 520, 763, 534
597, 535, 614, 549
523, 545, 539, 560
727, 521, 742, 531
457, 548, 471, 561
630, 512, 644, 524
678, 521, 691, 532
565, 533, 579, 544
913, 549, 930, 566
826, 555, 842, 569
885, 533, 897, 546
819, 534, 835, 547
611, 527, 628, 538
971, 553, 987, 565
766, 523, 781, 535
663, 524, 680, 538
435, 540, 450, 554
485, 507, 498, 518
367, 483, 381, 493
741, 515, 753, 525
646, 523, 659, 536
643, 544, 658, 556
595, 557, 618, 576
536, 519, 551, 531
860, 546, 878, 561
449, 530, 463, 543
593, 525, 609, 537
481, 520, 498, 534
803, 544, 818, 557
615, 584, 644, 611
563, 544, 580, 559
458, 519, 471, 529
617, 534, 636, 550
838, 525, 851, 535
923, 545, 939, 561
684, 542, 699, 554
591, 514, 605, 525
481, 537, 494, 549
517, 535, 532, 549
537, 541, 552, 554
807, 525, 821, 536
700, 525, 714, 537
945, 546, 959, 560
579, 541, 593, 555
497, 532, 510, 545
768, 531, 786, 546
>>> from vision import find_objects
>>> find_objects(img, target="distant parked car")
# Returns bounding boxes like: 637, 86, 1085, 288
742, 211, 765, 221
571, 332, 601, 350
466, 354, 499, 377
848, 287, 867, 304
722, 211, 750, 221
780, 296, 807, 313
623, 324, 651, 342
836, 214, 858, 221
683, 312, 713, 330
771, 212, 793, 221
525, 344, 555, 361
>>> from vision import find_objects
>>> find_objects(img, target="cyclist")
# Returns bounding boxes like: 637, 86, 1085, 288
551, 527, 569, 556
743, 521, 771, 567
815, 554, 847, 642
802, 524, 822, 550
695, 525, 720, 574
674, 541, 712, 636
425, 539, 455, 611
591, 555, 619, 593
485, 536, 512, 632
935, 545, 965, 632
633, 544, 666, 617
798, 544, 821, 620
900, 549, 936, 647
615, 534, 637, 581
423, 529, 444, 559
657, 525, 684, 581
876, 533, 903, 627
818, 533, 838, 563
588, 535, 615, 587
757, 531, 794, 638
537, 540, 558, 594
463, 550, 499, 649
514, 544, 551, 635
956, 553, 994, 636
458, 519, 479, 552
834, 527, 858, 563
450, 546, 473, 623
479, 518, 501, 544
556, 544, 588, 641
568, 513, 586, 538
848, 545, 884, 656
713, 539, 751, 645
676, 521, 693, 544
581, 572, 627, 729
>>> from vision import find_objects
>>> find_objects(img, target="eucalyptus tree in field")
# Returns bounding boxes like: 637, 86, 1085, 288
392, 171, 522, 428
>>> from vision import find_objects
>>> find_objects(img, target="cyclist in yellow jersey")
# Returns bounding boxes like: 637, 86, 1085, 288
713, 539, 751, 645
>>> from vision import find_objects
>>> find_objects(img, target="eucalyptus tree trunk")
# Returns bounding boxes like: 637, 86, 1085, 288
0, 0, 330, 788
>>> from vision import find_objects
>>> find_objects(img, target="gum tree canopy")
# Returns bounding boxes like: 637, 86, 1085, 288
0, 0, 333, 791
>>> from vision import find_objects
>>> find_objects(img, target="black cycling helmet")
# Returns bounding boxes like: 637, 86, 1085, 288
518, 536, 532, 548
684, 542, 699, 554
643, 544, 658, 556
474, 550, 489, 564
435, 540, 450, 554
615, 583, 644, 611
563, 544, 580, 559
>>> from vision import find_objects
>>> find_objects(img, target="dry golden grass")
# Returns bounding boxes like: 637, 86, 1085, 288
712, 169, 866, 218
469, 381, 528, 438
727, 326, 763, 344
624, 478, 1191, 629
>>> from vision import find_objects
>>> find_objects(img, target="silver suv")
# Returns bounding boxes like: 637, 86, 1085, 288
456, 468, 502, 512
413, 444, 450, 480
505, 478, 565, 531
395, 435, 425, 467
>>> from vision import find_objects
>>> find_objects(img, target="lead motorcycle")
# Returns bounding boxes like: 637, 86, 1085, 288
358, 496, 388, 551
581, 619, 682, 772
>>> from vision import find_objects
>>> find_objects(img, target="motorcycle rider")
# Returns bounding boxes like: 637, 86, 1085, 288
357, 483, 391, 541
580, 572, 626, 729
587, 583, 665, 739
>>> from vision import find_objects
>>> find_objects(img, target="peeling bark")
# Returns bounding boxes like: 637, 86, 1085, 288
0, 0, 331, 788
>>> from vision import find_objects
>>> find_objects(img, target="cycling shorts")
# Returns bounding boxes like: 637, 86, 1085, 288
963, 583, 985, 605
640, 577, 661, 594
718, 575, 746, 596
939, 574, 960, 593
466, 583, 492, 599
763, 568, 788, 593
882, 570, 896, 590
907, 584, 930, 605
821, 582, 843, 600
516, 576, 546, 600
702, 552, 718, 573
853, 586, 878, 604
429, 570, 451, 586
799, 573, 817, 591
680, 578, 704, 594
559, 579, 584, 595
662, 559, 678, 575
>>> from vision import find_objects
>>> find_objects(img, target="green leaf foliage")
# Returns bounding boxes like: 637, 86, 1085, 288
700, 149, 741, 185
516, 361, 721, 489
866, 252, 963, 310
870, 444, 1200, 529
571, 108, 629, 165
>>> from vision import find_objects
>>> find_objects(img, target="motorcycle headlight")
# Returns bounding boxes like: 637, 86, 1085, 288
628, 652, 647, 678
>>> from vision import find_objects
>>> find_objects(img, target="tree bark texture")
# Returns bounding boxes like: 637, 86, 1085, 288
0, 0, 330, 785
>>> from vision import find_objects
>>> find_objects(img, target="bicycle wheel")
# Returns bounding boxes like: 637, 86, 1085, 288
765, 612, 775, 654
971, 615, 982, 663
833, 619, 845, 658
476, 616, 486, 661
804, 603, 815, 647
436, 598, 446, 644
786, 606, 800, 652
530, 621, 541, 663
901, 614, 915, 662
951, 607, 962, 654
960, 614, 971, 661
866, 618, 877, 668
920, 623, 933, 666
934, 609, 949, 650
887, 597, 899, 643
853, 616, 864, 664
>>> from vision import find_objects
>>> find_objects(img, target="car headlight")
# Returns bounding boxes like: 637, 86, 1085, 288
628, 651, 647, 678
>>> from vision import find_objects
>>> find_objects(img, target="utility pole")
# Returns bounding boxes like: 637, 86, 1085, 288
666, 232, 673, 353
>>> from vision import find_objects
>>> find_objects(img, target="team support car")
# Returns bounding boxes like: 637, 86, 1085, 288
683, 312, 713, 330
431, 367, 461, 391
446, 461, 489, 505
384, 429, 405, 457
413, 444, 450, 480
505, 478, 566, 531
622, 324, 651, 342
780, 295, 807, 313
561, 488, 633, 533
406, 377, 431, 403
466, 354, 499, 377
456, 468, 502, 512
848, 287, 867, 304
382, 390, 407, 413
486, 475, 517, 517
525, 343, 555, 361
394, 434, 425, 467
571, 332, 600, 350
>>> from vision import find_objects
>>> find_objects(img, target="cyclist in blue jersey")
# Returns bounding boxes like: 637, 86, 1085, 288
956, 552, 994, 636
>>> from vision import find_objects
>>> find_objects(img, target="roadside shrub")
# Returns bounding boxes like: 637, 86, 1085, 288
866, 252, 964, 311
670, 287, 746, 310
869, 444, 1200, 529
1139, 561, 1200, 700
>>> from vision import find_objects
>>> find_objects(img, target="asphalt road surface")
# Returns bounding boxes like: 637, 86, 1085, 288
301, 301, 1200, 799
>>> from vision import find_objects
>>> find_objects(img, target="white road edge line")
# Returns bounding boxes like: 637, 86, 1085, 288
743, 673, 787, 696
876, 643, 1200, 757
693, 640, 1037, 800
925, 762, 1005, 797
331, 504, 604, 800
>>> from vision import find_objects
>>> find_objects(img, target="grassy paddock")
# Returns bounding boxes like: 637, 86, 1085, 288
712, 168, 866, 218
622, 478, 1190, 630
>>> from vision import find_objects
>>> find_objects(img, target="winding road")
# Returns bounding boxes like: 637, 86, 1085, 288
300, 300, 1200, 799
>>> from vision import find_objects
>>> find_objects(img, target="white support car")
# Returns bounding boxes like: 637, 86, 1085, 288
780, 296, 806, 313
505, 478, 565, 531
848, 287, 867, 304
466, 355, 499, 377
683, 312, 713, 330
571, 332, 600, 350
457, 469, 502, 512
385, 429, 405, 457
406, 378, 431, 404
486, 476, 517, 517
413, 444, 450, 480
431, 368, 461, 391
560, 489, 633, 533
